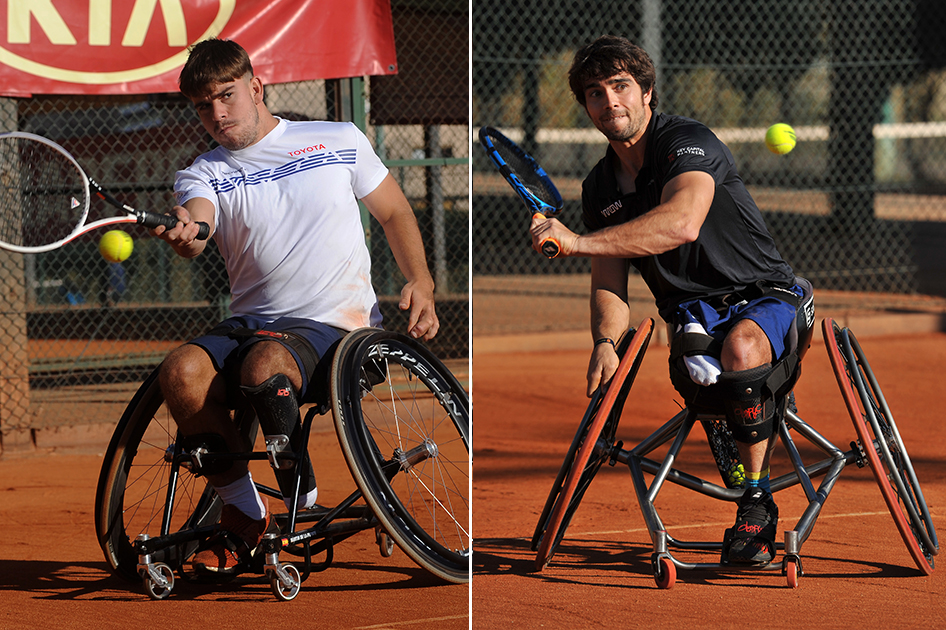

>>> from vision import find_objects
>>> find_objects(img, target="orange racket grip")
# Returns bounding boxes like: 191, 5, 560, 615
531, 212, 561, 259
540, 238, 561, 259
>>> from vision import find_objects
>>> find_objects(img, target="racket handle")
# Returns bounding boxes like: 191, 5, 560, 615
540, 238, 561, 259
140, 213, 211, 240
531, 213, 561, 259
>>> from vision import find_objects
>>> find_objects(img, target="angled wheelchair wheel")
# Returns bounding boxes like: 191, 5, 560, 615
94, 366, 258, 581
331, 329, 470, 584
824, 318, 938, 574
532, 318, 654, 571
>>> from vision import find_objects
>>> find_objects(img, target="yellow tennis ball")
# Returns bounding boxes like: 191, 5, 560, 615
99, 230, 134, 263
765, 123, 796, 155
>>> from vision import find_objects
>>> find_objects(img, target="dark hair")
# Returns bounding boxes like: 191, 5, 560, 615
179, 38, 254, 99
568, 35, 658, 110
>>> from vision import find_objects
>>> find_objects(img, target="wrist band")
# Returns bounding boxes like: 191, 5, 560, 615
594, 337, 615, 349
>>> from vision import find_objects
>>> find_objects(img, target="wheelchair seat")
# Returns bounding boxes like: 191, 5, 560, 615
669, 276, 814, 417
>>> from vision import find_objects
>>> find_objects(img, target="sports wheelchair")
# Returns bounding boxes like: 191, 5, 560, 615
94, 328, 470, 601
531, 316, 938, 588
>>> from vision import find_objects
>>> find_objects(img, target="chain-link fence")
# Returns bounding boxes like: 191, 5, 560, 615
0, 0, 468, 452
473, 1, 946, 335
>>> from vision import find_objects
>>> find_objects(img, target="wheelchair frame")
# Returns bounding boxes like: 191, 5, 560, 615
532, 317, 938, 589
94, 328, 470, 601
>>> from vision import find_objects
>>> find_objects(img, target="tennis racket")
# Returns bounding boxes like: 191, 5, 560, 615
478, 126, 563, 258
0, 131, 209, 254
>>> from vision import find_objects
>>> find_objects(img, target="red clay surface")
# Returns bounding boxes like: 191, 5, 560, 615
472, 323, 946, 629
0, 416, 468, 630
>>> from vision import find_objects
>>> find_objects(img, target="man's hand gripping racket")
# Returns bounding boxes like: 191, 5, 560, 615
478, 126, 563, 258
0, 132, 209, 254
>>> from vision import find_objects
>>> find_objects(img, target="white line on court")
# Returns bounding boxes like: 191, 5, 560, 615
354, 615, 469, 630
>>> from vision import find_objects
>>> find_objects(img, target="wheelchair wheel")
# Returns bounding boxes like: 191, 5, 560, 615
823, 318, 938, 574
94, 366, 258, 581
532, 318, 654, 570
331, 329, 470, 584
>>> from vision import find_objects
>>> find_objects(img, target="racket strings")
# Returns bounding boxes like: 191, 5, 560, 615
492, 140, 560, 208
0, 136, 86, 247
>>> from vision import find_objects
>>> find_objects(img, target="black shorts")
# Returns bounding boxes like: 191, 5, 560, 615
189, 315, 345, 400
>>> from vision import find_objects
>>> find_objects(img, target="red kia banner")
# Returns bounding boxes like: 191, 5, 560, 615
0, 0, 398, 96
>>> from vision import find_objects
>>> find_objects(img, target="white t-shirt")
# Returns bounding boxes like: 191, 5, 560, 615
175, 119, 388, 330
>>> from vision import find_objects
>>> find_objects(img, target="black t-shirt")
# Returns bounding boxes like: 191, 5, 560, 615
581, 112, 794, 320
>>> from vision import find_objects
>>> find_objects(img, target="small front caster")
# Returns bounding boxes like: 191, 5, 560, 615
652, 554, 676, 589
141, 562, 175, 600
783, 556, 802, 589
376, 526, 395, 558
268, 562, 302, 601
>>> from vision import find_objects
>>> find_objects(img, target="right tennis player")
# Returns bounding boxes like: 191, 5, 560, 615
530, 35, 814, 566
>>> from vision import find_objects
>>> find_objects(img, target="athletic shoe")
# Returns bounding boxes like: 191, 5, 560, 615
725, 487, 778, 565
191, 498, 273, 575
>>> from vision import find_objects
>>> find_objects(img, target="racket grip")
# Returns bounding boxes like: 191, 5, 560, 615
540, 238, 561, 259
531, 213, 561, 259
140, 213, 211, 240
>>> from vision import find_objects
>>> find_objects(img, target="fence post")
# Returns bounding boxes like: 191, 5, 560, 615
0, 97, 33, 453
0, 249, 33, 454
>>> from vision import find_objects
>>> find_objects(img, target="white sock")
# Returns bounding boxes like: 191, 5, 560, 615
214, 472, 266, 520
285, 487, 319, 512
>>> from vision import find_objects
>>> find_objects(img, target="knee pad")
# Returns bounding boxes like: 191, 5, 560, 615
241, 374, 316, 500
715, 364, 777, 444
242, 373, 303, 470
179, 433, 234, 477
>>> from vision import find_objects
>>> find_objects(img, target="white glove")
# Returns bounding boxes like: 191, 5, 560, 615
682, 322, 722, 386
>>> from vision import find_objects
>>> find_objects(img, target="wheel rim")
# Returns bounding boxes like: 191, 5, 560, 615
332, 330, 470, 582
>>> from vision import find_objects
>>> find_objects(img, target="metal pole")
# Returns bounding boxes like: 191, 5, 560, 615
426, 125, 447, 294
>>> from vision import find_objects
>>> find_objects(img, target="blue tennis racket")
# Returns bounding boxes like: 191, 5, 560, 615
478, 126, 563, 258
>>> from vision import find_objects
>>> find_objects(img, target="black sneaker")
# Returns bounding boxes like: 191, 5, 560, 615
725, 488, 778, 565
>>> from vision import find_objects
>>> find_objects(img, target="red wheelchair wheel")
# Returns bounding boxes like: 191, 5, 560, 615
532, 318, 654, 570
824, 318, 938, 574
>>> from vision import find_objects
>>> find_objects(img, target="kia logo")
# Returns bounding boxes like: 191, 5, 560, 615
0, 0, 235, 84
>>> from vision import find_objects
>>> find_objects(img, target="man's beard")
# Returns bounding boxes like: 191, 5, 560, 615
598, 106, 647, 143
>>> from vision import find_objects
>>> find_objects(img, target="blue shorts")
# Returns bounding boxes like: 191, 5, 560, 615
189, 315, 345, 399
674, 284, 805, 362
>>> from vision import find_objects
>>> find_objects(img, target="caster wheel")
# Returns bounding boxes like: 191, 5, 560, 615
270, 563, 302, 602
376, 527, 395, 558
142, 563, 174, 600
653, 555, 676, 589
785, 557, 801, 589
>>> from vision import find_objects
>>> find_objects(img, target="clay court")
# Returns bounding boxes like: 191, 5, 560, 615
472, 318, 945, 629
0, 411, 469, 629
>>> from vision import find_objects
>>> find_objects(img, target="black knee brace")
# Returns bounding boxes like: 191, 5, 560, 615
241, 374, 316, 499
179, 433, 234, 477
242, 373, 302, 468
715, 364, 777, 444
